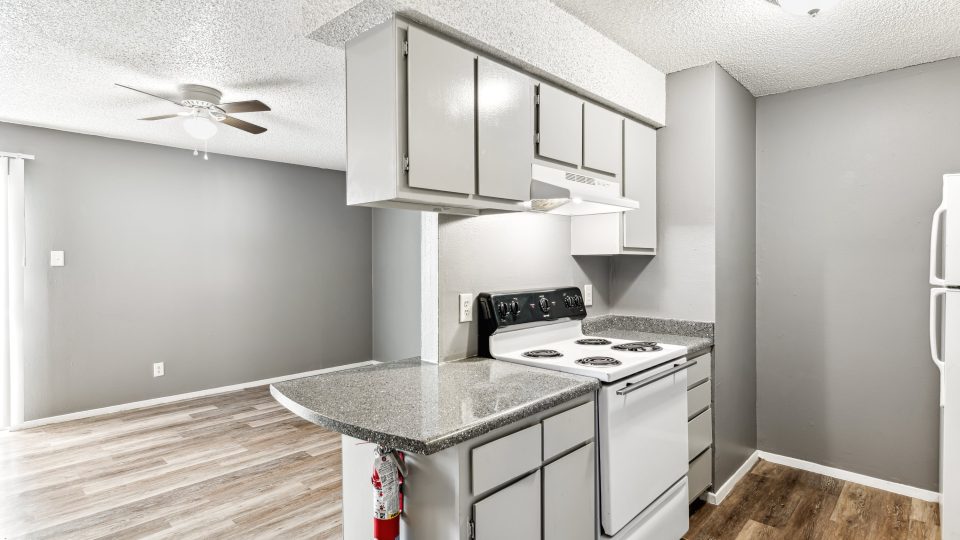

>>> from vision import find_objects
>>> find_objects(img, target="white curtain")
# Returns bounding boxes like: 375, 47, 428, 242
0, 156, 25, 429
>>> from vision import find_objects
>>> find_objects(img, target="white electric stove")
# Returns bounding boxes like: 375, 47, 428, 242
479, 287, 694, 540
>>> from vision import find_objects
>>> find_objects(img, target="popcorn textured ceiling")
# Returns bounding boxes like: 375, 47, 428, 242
550, 0, 960, 96
0, 0, 346, 169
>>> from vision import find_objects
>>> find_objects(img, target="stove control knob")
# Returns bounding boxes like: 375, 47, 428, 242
563, 295, 572, 308
496, 301, 509, 319
510, 299, 521, 316
574, 295, 583, 307
538, 297, 551, 313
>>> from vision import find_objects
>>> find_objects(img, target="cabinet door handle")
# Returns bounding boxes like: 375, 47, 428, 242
616, 359, 697, 396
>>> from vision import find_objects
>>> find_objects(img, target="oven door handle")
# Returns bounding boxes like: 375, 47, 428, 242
615, 359, 697, 396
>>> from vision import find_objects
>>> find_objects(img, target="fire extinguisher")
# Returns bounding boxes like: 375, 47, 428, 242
372, 446, 406, 540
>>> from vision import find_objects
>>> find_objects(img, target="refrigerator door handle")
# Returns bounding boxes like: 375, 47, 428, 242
931, 201, 947, 286
931, 288, 947, 407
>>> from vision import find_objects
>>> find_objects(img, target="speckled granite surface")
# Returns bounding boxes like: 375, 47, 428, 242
582, 315, 714, 357
271, 357, 598, 455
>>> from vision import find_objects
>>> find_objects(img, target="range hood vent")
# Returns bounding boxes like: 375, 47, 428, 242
523, 164, 639, 216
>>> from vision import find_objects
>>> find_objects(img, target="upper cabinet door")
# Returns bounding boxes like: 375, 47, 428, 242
477, 59, 534, 201
623, 119, 657, 250
583, 103, 623, 178
406, 27, 476, 195
536, 84, 582, 167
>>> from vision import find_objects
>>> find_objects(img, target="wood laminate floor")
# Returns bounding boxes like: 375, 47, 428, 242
685, 459, 941, 540
1, 386, 943, 540
0, 386, 342, 539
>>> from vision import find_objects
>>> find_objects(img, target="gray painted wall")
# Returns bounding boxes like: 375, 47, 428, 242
609, 64, 717, 322
713, 65, 758, 487
0, 122, 372, 421
437, 212, 610, 361
606, 64, 758, 488
372, 208, 421, 362
756, 58, 960, 490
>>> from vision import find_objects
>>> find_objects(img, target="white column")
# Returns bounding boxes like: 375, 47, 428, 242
0, 156, 25, 428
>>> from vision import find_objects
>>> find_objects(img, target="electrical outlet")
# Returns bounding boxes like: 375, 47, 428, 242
458, 293, 473, 323
153, 362, 164, 377
49, 250, 64, 267
584, 284, 593, 307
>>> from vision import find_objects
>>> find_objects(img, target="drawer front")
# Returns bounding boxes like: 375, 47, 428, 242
688, 408, 712, 461
472, 424, 542, 495
542, 401, 594, 460
687, 353, 711, 388
687, 381, 711, 419
688, 448, 712, 503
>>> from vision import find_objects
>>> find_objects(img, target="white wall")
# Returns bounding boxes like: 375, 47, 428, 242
756, 57, 960, 491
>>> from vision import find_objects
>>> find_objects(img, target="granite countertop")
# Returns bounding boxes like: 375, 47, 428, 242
582, 315, 714, 357
271, 357, 599, 455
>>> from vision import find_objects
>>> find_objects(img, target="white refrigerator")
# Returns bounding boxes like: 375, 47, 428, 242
931, 173, 960, 539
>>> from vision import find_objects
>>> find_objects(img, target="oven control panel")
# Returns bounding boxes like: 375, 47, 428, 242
478, 287, 587, 329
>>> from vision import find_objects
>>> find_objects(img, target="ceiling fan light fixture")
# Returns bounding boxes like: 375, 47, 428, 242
182, 114, 218, 140
777, 0, 839, 17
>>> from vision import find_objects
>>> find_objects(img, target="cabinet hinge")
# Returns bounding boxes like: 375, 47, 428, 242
535, 93, 540, 105
402, 40, 409, 56
469, 520, 475, 540
403, 155, 410, 172
535, 132, 540, 144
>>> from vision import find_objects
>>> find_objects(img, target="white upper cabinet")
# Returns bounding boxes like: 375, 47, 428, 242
583, 102, 623, 178
407, 26, 477, 196
571, 117, 658, 256
622, 119, 657, 251
536, 84, 583, 167
477, 58, 534, 201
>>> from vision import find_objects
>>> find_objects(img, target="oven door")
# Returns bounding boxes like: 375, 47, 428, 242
599, 357, 692, 536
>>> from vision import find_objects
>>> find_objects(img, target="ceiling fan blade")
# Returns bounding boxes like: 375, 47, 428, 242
221, 115, 267, 134
220, 100, 271, 114
115, 83, 182, 106
138, 114, 182, 121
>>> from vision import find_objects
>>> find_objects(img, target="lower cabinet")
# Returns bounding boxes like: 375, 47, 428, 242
544, 443, 596, 540
686, 351, 714, 503
473, 470, 542, 540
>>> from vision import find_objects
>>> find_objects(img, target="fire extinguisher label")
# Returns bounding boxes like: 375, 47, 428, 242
373, 455, 400, 519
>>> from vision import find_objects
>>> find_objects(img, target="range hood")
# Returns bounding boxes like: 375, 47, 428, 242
522, 164, 639, 216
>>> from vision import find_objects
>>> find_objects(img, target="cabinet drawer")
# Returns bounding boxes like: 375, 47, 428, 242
472, 424, 542, 495
688, 408, 712, 461
687, 353, 711, 388
542, 402, 594, 460
688, 448, 712, 503
687, 381, 711, 419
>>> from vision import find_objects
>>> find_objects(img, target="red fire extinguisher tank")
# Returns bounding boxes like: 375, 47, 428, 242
372, 447, 405, 540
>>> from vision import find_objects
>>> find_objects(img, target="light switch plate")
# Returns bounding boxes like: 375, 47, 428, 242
584, 284, 593, 306
458, 293, 473, 323
49, 250, 64, 267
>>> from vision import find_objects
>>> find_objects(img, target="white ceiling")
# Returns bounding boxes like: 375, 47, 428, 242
0, 0, 346, 169
550, 0, 960, 97
3, 1, 958, 170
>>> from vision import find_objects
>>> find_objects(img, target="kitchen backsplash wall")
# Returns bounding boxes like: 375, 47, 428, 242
0, 122, 373, 421
437, 211, 611, 361
756, 56, 960, 491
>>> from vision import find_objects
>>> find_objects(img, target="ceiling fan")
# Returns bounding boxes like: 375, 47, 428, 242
115, 83, 270, 138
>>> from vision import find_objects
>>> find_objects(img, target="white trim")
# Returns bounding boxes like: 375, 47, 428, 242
705, 449, 759, 505
0, 152, 34, 160
757, 451, 940, 503
420, 212, 439, 363
9, 361, 378, 431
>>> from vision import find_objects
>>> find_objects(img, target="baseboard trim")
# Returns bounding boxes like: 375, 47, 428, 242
705, 450, 760, 505
757, 451, 940, 503
11, 361, 378, 431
